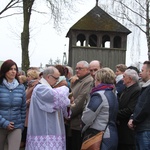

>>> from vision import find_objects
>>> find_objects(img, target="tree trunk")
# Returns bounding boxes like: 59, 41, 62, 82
146, 0, 150, 60
21, 0, 34, 73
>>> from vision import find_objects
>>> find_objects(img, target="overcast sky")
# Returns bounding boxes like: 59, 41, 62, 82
0, 0, 148, 68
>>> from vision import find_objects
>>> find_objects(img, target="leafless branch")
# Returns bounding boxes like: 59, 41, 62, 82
0, 12, 22, 19
118, 0, 146, 20
124, 13, 146, 34
0, 0, 22, 15
135, 0, 146, 11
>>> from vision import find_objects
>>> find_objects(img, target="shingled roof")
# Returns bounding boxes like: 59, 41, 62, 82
67, 5, 131, 36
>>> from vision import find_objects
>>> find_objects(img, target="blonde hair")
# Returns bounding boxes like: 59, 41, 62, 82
19, 75, 27, 84
95, 67, 116, 84
27, 70, 39, 79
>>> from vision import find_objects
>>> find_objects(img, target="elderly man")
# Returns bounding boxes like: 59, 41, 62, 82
25, 66, 71, 150
89, 60, 102, 79
70, 60, 102, 86
117, 69, 141, 150
128, 61, 150, 150
70, 60, 93, 150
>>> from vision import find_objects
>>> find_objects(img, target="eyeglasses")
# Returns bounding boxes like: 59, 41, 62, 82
75, 67, 85, 71
50, 75, 59, 80
90, 69, 98, 72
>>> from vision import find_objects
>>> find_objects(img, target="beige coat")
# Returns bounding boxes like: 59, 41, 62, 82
70, 74, 93, 130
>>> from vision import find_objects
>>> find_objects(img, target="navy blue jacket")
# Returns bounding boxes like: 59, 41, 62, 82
116, 80, 126, 98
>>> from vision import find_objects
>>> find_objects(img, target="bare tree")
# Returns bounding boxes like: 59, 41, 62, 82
0, 0, 22, 19
110, 0, 150, 60
21, 0, 75, 72
1, 0, 77, 72
48, 58, 53, 65
54, 57, 61, 65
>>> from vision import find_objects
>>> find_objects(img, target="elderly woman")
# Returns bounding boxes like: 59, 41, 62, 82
81, 68, 118, 150
0, 59, 26, 150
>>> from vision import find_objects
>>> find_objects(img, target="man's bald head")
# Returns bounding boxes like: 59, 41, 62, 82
89, 60, 102, 78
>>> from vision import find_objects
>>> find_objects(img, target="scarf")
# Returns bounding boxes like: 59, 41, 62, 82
142, 79, 150, 88
116, 74, 123, 83
3, 78, 19, 90
90, 83, 114, 95
28, 79, 38, 86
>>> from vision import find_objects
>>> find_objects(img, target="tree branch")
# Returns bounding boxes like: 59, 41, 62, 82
0, 0, 22, 15
118, 0, 146, 20
0, 12, 22, 19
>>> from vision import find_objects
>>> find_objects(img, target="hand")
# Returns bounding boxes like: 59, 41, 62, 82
7, 122, 14, 131
70, 96, 75, 105
70, 75, 78, 85
68, 92, 73, 99
26, 99, 30, 105
128, 119, 135, 130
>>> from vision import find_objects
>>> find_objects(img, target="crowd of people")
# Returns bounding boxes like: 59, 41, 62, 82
0, 59, 150, 150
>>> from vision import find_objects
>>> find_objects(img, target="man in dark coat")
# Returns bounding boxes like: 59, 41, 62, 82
117, 69, 141, 150
128, 61, 150, 150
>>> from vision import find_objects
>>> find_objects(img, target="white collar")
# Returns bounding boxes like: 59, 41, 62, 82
39, 77, 51, 87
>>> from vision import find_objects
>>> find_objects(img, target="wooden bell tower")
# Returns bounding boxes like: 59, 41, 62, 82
66, 1, 131, 71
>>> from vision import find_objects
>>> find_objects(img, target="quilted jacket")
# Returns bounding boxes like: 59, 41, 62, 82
0, 83, 26, 130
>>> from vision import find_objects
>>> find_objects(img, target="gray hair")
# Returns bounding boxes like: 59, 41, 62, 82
42, 66, 57, 78
124, 69, 139, 82
77, 60, 89, 68
66, 66, 74, 76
